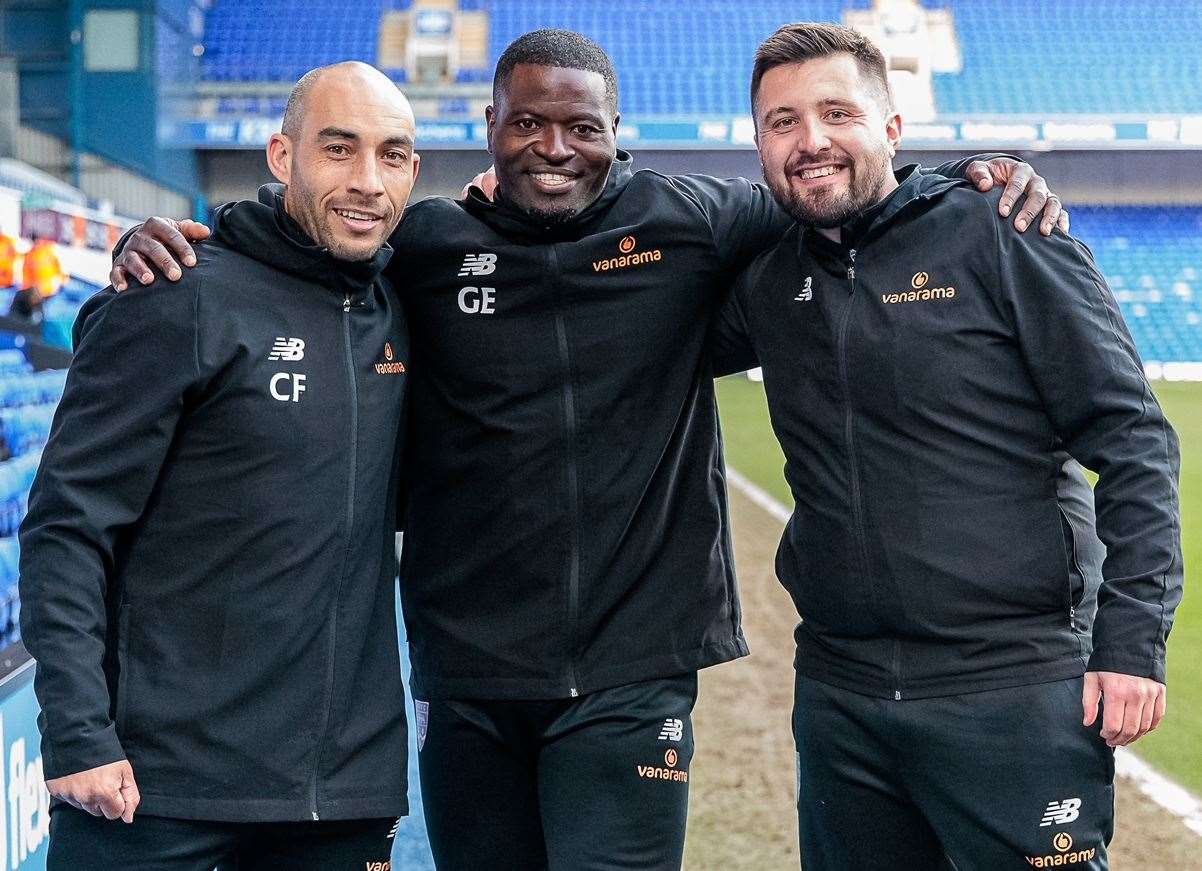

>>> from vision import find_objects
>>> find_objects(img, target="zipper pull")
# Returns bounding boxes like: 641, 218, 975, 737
847, 248, 857, 281
343, 293, 351, 313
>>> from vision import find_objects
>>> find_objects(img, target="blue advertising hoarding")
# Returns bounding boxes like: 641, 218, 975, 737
0, 649, 49, 871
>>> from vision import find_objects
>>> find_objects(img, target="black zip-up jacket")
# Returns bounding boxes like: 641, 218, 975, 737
714, 166, 1183, 698
390, 152, 990, 700
19, 191, 410, 822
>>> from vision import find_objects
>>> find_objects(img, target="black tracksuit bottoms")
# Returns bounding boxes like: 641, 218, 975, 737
47, 807, 397, 870
415, 673, 698, 871
793, 673, 1115, 870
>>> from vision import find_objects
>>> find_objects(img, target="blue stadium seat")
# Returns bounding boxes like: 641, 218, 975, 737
0, 536, 18, 647
198, 1, 1202, 115
1072, 206, 1202, 363
0, 402, 58, 457
0, 451, 41, 537
931, 0, 1202, 115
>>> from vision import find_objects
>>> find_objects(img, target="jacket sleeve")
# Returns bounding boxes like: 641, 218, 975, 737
19, 282, 202, 779
670, 155, 1016, 273
668, 174, 792, 273
925, 153, 1019, 180
995, 218, 1183, 683
710, 269, 760, 378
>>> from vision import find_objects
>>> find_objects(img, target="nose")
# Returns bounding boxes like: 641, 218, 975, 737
793, 116, 832, 157
532, 125, 573, 163
347, 152, 386, 199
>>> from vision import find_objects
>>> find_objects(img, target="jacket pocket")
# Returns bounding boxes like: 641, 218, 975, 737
114, 602, 132, 733
1058, 508, 1087, 623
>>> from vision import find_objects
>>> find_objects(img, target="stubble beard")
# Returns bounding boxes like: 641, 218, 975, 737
285, 183, 382, 262
768, 143, 893, 229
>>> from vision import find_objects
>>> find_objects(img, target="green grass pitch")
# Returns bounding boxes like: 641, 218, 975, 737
716, 376, 1202, 794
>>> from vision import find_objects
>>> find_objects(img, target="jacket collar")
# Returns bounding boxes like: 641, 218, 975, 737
211, 184, 393, 296
462, 150, 635, 242
801, 164, 965, 259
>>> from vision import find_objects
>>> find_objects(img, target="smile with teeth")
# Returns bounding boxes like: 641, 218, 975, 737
334, 208, 381, 221
796, 165, 844, 180
530, 172, 576, 188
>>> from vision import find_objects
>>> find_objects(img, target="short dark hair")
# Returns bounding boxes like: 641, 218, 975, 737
493, 29, 619, 113
750, 22, 892, 116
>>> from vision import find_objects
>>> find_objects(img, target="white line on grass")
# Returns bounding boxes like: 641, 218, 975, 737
1115, 749, 1202, 837
724, 465, 1202, 839
724, 468, 790, 524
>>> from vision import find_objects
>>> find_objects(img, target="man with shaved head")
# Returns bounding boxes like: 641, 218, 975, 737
19, 61, 420, 868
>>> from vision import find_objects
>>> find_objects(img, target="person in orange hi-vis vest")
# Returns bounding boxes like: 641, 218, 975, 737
0, 233, 17, 288
9, 238, 66, 323
23, 238, 65, 299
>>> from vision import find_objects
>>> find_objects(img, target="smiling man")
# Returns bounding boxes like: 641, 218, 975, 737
714, 23, 1182, 870
20, 62, 419, 869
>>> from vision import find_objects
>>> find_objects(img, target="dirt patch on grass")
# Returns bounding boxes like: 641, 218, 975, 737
684, 486, 1199, 870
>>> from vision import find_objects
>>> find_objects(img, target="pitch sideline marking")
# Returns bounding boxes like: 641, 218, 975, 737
724, 465, 1202, 839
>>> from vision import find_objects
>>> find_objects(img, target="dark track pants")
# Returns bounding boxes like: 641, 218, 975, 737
793, 674, 1114, 871
47, 806, 398, 870
416, 673, 698, 871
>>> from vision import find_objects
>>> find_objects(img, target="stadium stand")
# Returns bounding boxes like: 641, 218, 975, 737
198, 1, 1202, 116
931, 0, 1202, 115
1075, 207, 1202, 365
202, 0, 392, 82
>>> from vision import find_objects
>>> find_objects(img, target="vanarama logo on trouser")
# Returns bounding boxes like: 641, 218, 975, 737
1025, 832, 1098, 867
593, 235, 663, 272
637, 747, 688, 783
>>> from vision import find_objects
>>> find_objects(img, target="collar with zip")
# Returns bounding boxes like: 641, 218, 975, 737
800, 164, 966, 263
211, 184, 393, 303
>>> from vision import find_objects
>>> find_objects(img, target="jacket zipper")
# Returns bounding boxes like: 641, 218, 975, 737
309, 291, 359, 820
836, 249, 901, 700
549, 248, 582, 698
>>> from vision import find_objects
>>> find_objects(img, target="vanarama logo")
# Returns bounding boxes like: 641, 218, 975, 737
1025, 833, 1098, 867
375, 342, 406, 375
637, 747, 688, 783
881, 271, 956, 304
593, 235, 663, 273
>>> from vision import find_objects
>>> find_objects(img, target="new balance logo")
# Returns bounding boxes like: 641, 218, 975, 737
458, 253, 497, 276
658, 718, 684, 742
795, 276, 813, 302
268, 337, 305, 361
1040, 798, 1081, 827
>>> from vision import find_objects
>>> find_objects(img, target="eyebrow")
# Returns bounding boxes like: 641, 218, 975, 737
317, 128, 414, 149
318, 127, 360, 140
760, 106, 796, 124
760, 97, 859, 122
509, 108, 607, 126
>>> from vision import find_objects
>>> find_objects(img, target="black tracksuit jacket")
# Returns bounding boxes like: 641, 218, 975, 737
390, 152, 986, 701
19, 193, 410, 822
715, 166, 1183, 699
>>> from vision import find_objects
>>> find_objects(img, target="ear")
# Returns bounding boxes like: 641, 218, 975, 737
611, 112, 621, 139
411, 151, 421, 185
267, 133, 293, 185
885, 111, 903, 157
484, 105, 497, 155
